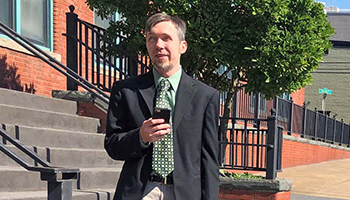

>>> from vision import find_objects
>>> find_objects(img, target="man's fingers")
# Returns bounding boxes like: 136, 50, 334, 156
151, 129, 171, 137
148, 129, 171, 142
151, 123, 170, 132
144, 118, 165, 125
140, 118, 170, 143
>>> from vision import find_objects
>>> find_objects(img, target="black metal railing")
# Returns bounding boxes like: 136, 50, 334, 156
303, 108, 350, 145
274, 97, 350, 147
65, 5, 150, 92
1, 125, 79, 200
228, 88, 350, 148
0, 20, 109, 105
219, 112, 283, 179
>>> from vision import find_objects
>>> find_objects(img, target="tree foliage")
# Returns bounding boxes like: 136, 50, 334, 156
87, 0, 333, 99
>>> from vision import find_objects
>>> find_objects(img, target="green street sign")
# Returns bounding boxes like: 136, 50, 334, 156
319, 88, 333, 94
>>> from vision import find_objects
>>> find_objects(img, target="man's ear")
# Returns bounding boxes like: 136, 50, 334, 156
180, 40, 188, 54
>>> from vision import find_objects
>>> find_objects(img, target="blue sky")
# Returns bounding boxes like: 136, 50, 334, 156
317, 0, 350, 9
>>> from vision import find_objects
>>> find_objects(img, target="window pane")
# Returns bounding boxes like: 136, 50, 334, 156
0, 0, 13, 29
249, 93, 255, 113
21, 0, 48, 47
94, 10, 115, 29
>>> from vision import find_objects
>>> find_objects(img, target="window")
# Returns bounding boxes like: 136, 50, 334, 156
0, 1, 14, 29
249, 93, 267, 114
0, 0, 52, 50
94, 11, 120, 29
93, 10, 123, 75
249, 94, 255, 113
94, 11, 123, 46
279, 93, 291, 101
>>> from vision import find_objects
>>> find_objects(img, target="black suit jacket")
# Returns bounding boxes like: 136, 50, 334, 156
105, 70, 220, 200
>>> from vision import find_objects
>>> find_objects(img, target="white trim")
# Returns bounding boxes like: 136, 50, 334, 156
0, 37, 61, 61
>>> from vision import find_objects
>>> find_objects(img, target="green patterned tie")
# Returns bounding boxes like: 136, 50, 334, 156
152, 79, 174, 178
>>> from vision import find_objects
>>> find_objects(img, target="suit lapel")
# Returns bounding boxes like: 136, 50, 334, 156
173, 71, 197, 131
137, 71, 155, 115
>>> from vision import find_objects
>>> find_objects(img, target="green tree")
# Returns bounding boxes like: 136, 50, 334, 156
87, 0, 333, 127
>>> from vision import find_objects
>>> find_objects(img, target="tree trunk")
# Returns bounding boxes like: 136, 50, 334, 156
219, 79, 236, 165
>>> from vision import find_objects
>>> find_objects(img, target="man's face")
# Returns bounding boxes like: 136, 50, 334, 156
146, 21, 187, 73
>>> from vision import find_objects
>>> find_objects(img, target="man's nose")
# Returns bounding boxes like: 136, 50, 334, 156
155, 38, 165, 49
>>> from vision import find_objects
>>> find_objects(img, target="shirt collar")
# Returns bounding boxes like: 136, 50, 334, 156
153, 66, 182, 92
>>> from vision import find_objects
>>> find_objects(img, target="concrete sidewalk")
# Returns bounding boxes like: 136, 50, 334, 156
277, 159, 350, 200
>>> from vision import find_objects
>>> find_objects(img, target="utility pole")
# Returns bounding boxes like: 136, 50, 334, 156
322, 93, 327, 115
318, 87, 333, 115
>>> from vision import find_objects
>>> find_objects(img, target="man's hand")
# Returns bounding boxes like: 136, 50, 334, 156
140, 118, 170, 143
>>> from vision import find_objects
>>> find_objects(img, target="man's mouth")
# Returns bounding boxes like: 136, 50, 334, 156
156, 54, 168, 59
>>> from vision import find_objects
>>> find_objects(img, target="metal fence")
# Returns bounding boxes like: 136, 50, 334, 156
219, 116, 283, 179
65, 5, 150, 92
229, 90, 350, 147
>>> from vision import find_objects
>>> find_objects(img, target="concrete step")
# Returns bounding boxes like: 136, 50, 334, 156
0, 166, 121, 192
0, 88, 77, 115
0, 104, 101, 133
0, 189, 115, 200
2, 125, 104, 149
0, 145, 123, 168
76, 168, 120, 190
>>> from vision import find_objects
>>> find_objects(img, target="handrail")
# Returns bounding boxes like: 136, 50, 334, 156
77, 17, 126, 39
0, 126, 79, 172
0, 21, 109, 104
73, 33, 129, 79
0, 142, 77, 174
0, 126, 79, 199
64, 5, 150, 93
0, 126, 51, 168
72, 19, 128, 78
76, 18, 150, 72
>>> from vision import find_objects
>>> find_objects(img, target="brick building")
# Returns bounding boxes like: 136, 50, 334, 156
0, 0, 97, 97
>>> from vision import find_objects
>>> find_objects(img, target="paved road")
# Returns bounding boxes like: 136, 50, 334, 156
277, 159, 350, 200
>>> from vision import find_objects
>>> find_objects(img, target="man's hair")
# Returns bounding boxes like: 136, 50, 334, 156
145, 13, 186, 41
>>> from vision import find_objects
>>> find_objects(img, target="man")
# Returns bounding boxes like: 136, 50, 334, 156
105, 13, 220, 200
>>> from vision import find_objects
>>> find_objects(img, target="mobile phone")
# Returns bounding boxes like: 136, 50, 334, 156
153, 107, 170, 123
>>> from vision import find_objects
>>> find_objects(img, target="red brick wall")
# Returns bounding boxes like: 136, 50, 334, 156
290, 88, 305, 106
219, 188, 291, 200
0, 1, 94, 97
53, 0, 94, 64
77, 102, 107, 133
282, 138, 350, 168
221, 128, 350, 174
0, 48, 66, 97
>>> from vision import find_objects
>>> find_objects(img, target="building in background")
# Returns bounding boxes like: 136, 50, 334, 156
305, 12, 350, 122
318, 0, 350, 12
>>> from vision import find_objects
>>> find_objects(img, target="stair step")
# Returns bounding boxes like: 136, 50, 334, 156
2, 125, 105, 149
0, 189, 115, 200
0, 167, 45, 192
0, 104, 100, 132
0, 88, 77, 115
76, 168, 120, 190
0, 88, 121, 197
0, 167, 121, 192
0, 145, 123, 168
